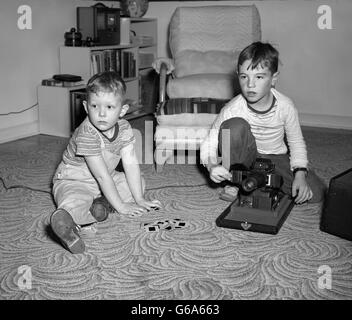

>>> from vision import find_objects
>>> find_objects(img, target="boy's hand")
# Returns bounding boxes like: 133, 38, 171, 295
292, 172, 313, 204
117, 203, 148, 216
209, 165, 232, 183
136, 199, 162, 211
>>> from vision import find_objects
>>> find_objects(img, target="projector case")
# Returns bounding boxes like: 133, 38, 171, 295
216, 194, 295, 235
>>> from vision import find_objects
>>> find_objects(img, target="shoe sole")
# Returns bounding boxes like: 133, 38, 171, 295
50, 209, 85, 254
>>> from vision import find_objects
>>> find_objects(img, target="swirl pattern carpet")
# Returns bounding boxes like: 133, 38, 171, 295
0, 127, 352, 300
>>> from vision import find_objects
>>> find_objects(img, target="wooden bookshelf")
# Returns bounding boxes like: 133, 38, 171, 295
38, 18, 157, 137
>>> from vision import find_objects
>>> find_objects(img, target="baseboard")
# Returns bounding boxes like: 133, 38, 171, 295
299, 113, 352, 130
0, 121, 39, 144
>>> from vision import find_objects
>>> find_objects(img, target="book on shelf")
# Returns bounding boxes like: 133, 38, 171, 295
113, 49, 121, 74
135, 35, 154, 46
91, 51, 104, 75
103, 50, 112, 72
62, 81, 85, 87
90, 49, 122, 75
41, 78, 84, 87
122, 51, 129, 78
115, 50, 120, 73
121, 50, 137, 78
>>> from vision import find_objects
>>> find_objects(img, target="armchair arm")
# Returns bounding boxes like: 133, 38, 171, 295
152, 57, 175, 104
152, 57, 175, 75
159, 61, 167, 104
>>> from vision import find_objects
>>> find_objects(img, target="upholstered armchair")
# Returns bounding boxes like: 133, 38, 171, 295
153, 5, 261, 172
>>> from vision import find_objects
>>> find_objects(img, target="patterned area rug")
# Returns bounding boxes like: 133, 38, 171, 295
0, 128, 352, 300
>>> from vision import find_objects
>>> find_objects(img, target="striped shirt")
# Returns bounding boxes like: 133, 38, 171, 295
61, 117, 135, 167
200, 88, 308, 170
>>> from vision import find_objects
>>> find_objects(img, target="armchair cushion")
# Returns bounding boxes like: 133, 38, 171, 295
169, 5, 261, 55
167, 73, 237, 100
154, 124, 213, 150
174, 50, 240, 78
157, 114, 218, 127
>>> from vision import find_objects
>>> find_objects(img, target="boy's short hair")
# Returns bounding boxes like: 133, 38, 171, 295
86, 71, 126, 100
237, 42, 279, 74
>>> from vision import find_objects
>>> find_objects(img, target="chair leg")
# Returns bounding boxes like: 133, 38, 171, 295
154, 148, 173, 173
186, 150, 197, 164
174, 149, 197, 164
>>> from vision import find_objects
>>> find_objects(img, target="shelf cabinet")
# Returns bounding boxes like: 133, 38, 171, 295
38, 18, 157, 137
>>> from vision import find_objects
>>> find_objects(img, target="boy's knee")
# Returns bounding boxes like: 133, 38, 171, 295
219, 118, 252, 144
220, 117, 250, 132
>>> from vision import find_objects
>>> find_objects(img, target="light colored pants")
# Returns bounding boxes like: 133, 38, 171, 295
53, 163, 145, 225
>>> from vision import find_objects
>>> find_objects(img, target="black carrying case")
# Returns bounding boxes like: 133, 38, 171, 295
320, 168, 352, 241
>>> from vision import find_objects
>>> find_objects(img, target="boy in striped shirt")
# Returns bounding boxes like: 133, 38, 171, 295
50, 71, 161, 254
200, 42, 325, 204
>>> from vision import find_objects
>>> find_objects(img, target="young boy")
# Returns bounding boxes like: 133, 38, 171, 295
200, 42, 325, 204
51, 71, 161, 254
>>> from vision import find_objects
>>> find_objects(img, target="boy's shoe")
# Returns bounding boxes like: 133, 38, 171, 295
50, 209, 85, 254
90, 196, 114, 222
219, 185, 239, 202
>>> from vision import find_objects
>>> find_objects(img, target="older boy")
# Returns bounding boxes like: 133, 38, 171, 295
200, 42, 325, 204
51, 71, 161, 254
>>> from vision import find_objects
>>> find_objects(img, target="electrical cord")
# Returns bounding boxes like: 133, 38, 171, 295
146, 183, 208, 191
0, 103, 38, 116
0, 176, 208, 195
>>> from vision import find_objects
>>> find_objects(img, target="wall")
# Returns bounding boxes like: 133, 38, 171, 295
0, 1, 351, 144
1, 0, 68, 143
145, 0, 352, 129
0, 0, 118, 144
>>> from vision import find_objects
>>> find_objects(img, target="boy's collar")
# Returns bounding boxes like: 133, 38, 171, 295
246, 94, 277, 115
101, 121, 120, 142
